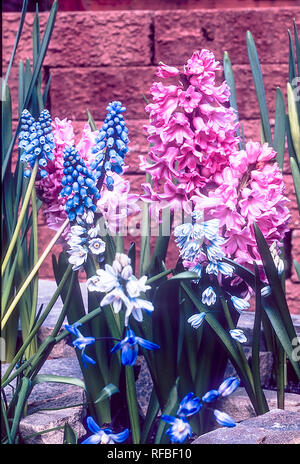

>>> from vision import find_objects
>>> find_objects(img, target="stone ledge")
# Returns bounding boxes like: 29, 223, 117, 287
192, 409, 300, 444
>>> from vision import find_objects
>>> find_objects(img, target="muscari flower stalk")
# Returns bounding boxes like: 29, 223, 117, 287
60, 146, 106, 270
81, 416, 129, 444
18, 109, 55, 178
90, 101, 130, 191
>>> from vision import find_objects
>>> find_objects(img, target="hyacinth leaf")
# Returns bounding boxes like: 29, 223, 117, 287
274, 88, 286, 171
3, 0, 28, 89
2, 1, 58, 182
140, 387, 160, 444
42, 72, 52, 106
294, 20, 300, 83
288, 29, 297, 84
252, 264, 269, 414
23, 1, 57, 109
287, 83, 300, 163
290, 156, 300, 212
32, 374, 86, 391
63, 422, 78, 444
2, 84, 12, 167
253, 224, 300, 378
33, 6, 41, 87
294, 260, 300, 282
253, 223, 297, 339
246, 31, 272, 146
152, 279, 181, 403
155, 378, 179, 445
125, 365, 140, 444
223, 51, 243, 149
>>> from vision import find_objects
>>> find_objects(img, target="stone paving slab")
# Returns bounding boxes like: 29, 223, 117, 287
192, 409, 300, 444
2, 357, 84, 413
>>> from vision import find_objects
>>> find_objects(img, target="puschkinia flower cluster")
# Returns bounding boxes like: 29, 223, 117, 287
161, 376, 239, 443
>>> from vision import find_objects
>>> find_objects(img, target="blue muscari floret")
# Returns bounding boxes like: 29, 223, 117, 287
18, 109, 55, 178
60, 146, 101, 222
65, 322, 96, 368
111, 328, 160, 366
90, 101, 129, 189
81, 417, 129, 444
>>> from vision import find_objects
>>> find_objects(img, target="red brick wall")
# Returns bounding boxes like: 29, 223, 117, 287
2, 7, 300, 313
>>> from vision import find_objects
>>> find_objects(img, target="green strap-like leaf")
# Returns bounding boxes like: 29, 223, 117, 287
274, 88, 286, 170
290, 156, 300, 212
3, 0, 28, 90
246, 30, 272, 146
32, 374, 86, 390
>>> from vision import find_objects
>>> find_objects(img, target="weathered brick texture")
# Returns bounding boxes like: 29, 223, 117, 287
3, 7, 300, 313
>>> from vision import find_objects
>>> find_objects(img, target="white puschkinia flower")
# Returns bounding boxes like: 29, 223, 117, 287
261, 285, 271, 297
229, 329, 247, 343
202, 286, 217, 306
67, 246, 88, 271
206, 261, 234, 277
230, 296, 250, 313
87, 253, 154, 326
187, 312, 206, 329
88, 237, 106, 255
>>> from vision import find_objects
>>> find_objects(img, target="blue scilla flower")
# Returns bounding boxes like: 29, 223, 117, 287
81, 417, 129, 444
218, 376, 240, 397
60, 146, 100, 222
111, 328, 159, 366
176, 393, 202, 417
202, 389, 220, 403
161, 416, 192, 444
213, 409, 236, 428
90, 101, 129, 187
18, 109, 55, 178
65, 323, 96, 368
